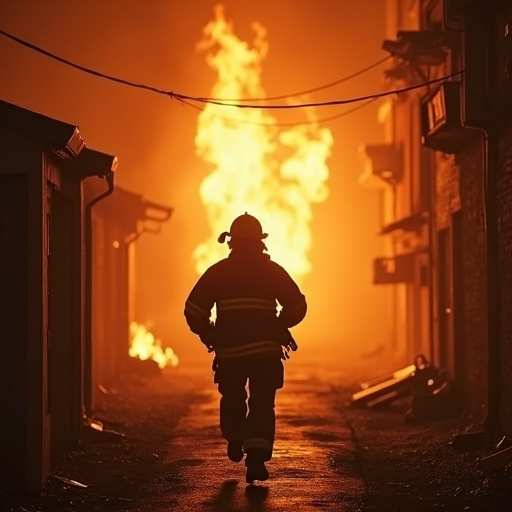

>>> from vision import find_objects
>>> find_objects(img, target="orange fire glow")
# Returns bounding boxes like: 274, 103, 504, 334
129, 321, 179, 369
193, 5, 333, 281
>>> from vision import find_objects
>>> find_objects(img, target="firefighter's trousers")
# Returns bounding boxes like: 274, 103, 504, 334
215, 356, 284, 462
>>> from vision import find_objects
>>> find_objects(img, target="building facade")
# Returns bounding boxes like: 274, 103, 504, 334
366, 0, 512, 437
84, 181, 173, 410
0, 99, 117, 491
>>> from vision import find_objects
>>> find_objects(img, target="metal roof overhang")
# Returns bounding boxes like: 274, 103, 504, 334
380, 212, 427, 235
0, 99, 116, 178
0, 98, 84, 157
72, 147, 118, 178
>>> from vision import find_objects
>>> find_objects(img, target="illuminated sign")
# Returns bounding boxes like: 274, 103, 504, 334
421, 82, 475, 153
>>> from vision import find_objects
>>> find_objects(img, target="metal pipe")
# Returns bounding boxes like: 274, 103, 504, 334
84, 172, 115, 416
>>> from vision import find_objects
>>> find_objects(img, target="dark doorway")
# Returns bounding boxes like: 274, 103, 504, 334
452, 210, 465, 390
437, 227, 454, 376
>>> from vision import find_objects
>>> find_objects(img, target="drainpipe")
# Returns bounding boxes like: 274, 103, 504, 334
84, 171, 115, 416
122, 204, 174, 339
462, 3, 500, 432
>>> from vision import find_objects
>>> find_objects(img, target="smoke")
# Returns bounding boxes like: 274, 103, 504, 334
0, 0, 391, 366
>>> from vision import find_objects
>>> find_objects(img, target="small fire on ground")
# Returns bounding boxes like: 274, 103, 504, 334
129, 321, 179, 369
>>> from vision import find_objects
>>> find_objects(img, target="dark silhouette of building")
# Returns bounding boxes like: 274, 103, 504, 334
361, 0, 512, 444
0, 99, 117, 491
84, 181, 173, 411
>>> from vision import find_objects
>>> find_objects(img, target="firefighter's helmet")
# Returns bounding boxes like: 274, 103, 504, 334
218, 213, 268, 243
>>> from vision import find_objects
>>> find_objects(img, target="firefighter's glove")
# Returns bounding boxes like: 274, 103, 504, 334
286, 331, 298, 351
281, 333, 299, 360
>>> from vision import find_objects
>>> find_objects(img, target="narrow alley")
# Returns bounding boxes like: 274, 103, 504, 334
148, 365, 364, 512
3, 1, 512, 509
2, 361, 510, 512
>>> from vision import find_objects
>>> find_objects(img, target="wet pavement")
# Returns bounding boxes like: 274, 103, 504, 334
3, 360, 511, 511
140, 365, 366, 511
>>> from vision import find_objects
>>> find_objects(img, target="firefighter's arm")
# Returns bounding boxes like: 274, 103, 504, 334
278, 295, 307, 328
184, 298, 214, 347
274, 267, 307, 328
184, 272, 216, 348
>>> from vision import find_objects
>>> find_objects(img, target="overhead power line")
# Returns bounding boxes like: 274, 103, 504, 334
0, 28, 171, 96
0, 27, 463, 112
0, 27, 390, 105
180, 71, 463, 110
191, 54, 393, 102
176, 95, 379, 127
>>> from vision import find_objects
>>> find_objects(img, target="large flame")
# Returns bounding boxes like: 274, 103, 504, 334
193, 5, 333, 281
129, 321, 179, 369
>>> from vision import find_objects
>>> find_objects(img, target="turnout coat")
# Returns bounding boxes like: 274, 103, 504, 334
184, 250, 307, 361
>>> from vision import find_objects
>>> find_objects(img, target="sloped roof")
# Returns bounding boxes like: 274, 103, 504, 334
0, 98, 117, 177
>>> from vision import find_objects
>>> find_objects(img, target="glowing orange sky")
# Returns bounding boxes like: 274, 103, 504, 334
0, 0, 392, 367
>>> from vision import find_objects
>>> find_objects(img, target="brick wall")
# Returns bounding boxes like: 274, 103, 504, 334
497, 120, 512, 435
491, 0, 512, 438
435, 152, 460, 230
457, 140, 488, 419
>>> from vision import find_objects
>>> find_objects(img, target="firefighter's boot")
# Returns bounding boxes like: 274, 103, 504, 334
245, 451, 269, 483
227, 440, 244, 463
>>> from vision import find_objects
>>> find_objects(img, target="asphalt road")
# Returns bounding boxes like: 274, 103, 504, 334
141, 364, 366, 512
3, 359, 511, 511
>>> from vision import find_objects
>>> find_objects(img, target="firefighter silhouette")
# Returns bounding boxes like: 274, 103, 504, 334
184, 213, 307, 483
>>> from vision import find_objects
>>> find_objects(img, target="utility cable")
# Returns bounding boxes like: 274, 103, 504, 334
177, 95, 378, 127
191, 55, 393, 102
0, 28, 390, 105
0, 28, 173, 97
0, 27, 463, 111
178, 71, 463, 109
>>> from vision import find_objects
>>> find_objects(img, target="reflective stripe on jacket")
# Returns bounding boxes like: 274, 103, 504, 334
184, 250, 307, 360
